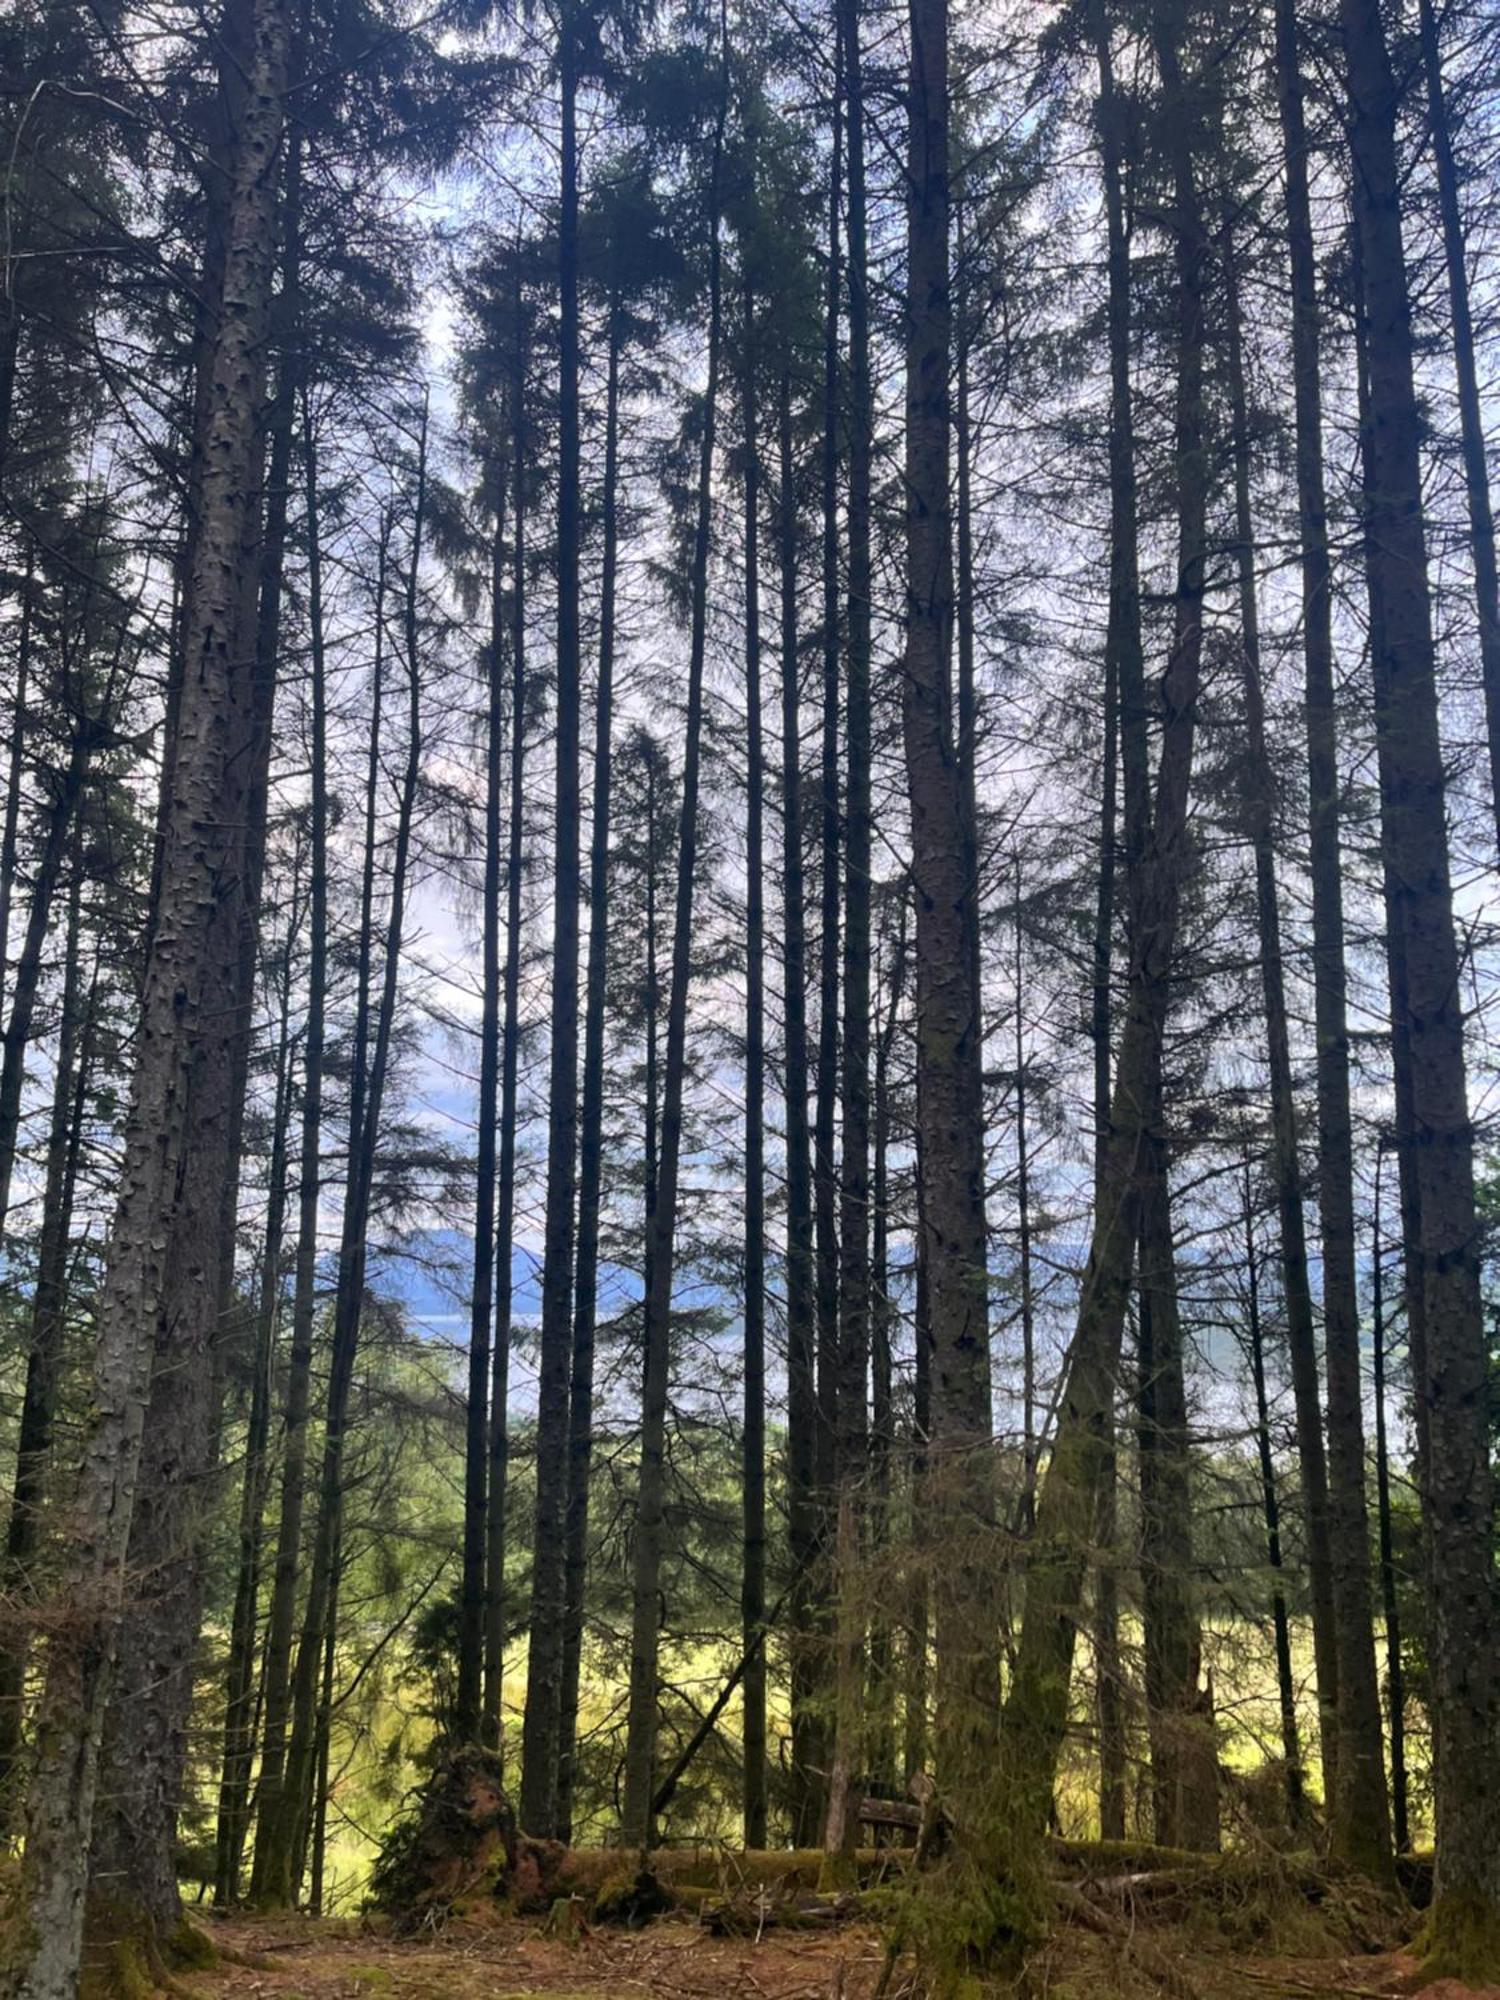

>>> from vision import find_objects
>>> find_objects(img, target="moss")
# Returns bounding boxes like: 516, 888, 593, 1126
164, 1921, 216, 1971
348, 1965, 396, 1993
1418, 1885, 1500, 1986
590, 1867, 671, 1927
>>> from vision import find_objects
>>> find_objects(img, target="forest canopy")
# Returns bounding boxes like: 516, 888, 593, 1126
0, 0, 1498, 1990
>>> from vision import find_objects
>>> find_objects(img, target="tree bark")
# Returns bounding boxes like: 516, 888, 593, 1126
778, 362, 821, 1846
521, 15, 583, 1841
250, 404, 339, 1905
1340, 0, 1500, 1952
902, 0, 995, 1798
456, 455, 509, 1747
1416, 0, 1500, 858
1223, 210, 1384, 1863
558, 298, 622, 1836
1, 0, 289, 1977
740, 279, 769, 1853
619, 13, 729, 1845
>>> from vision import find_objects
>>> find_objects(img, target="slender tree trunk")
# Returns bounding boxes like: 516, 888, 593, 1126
1136, 1145, 1213, 1851
1223, 214, 1383, 1860
485, 354, 527, 1749
251, 407, 339, 1904
778, 365, 821, 1845
1089, 2, 1132, 1843
1341, 0, 1500, 1953
265, 406, 427, 1903
1416, 0, 1500, 856
1, 0, 289, 1978
1370, 1147, 1409, 1855
522, 20, 584, 1841
1242, 1171, 1304, 1828
558, 301, 623, 1836
904, 1135, 931, 1782
0, 548, 34, 1025
1011, 859, 1035, 1518
213, 906, 297, 1902
867, 913, 905, 1797
902, 0, 995, 1798
0, 859, 90, 1808
740, 280, 769, 1852
620, 15, 729, 1844
813, 6, 843, 1655
457, 457, 508, 1746
0, 728, 93, 1235
825, 0, 872, 1868
999, 0, 1209, 1841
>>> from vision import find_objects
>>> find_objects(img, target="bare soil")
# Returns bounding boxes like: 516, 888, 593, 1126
192, 1910, 1500, 2000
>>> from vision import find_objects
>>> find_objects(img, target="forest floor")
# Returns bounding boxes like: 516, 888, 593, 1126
197, 1908, 1500, 2000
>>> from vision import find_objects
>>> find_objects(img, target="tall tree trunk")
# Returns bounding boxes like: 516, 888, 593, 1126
902, 0, 995, 1798
213, 902, 297, 1903
1136, 1148, 1213, 1851
264, 405, 427, 1903
1416, 0, 1500, 856
1, 0, 289, 1978
999, 0, 1209, 1842
1370, 1146, 1409, 1855
457, 456, 508, 1746
558, 299, 623, 1836
740, 280, 769, 1853
0, 858, 91, 1808
1340, 0, 1500, 1955
521, 17, 584, 1841
1088, 1, 1134, 1843
485, 350, 528, 1747
813, 13, 843, 1749
1223, 214, 1383, 1861
778, 364, 821, 1845
250, 406, 339, 1903
825, 0, 872, 1869
1242, 1170, 1304, 1828
0, 726, 93, 1235
0, 548, 34, 1027
619, 15, 729, 1845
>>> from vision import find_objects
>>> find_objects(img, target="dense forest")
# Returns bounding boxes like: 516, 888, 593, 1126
1, 0, 1499, 1990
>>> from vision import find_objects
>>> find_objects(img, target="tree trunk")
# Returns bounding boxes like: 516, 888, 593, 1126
521, 20, 583, 1841
1243, 1171, 1305, 1829
1416, 0, 1500, 857
619, 21, 729, 1846
0, 859, 91, 1809
457, 456, 508, 1747
1370, 1146, 1409, 1855
902, 0, 995, 1798
999, 0, 1209, 1843
740, 278, 769, 1853
485, 343, 528, 1748
212, 902, 297, 1902
557, 298, 623, 1837
778, 363, 821, 1845
1223, 212, 1384, 1863
264, 405, 427, 1903
812, 26, 843, 1827
825, 0, 872, 1869
1, 0, 289, 1978
1340, 0, 1500, 1955
1136, 1148, 1214, 1852
0, 727, 93, 1235
250, 403, 339, 1905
